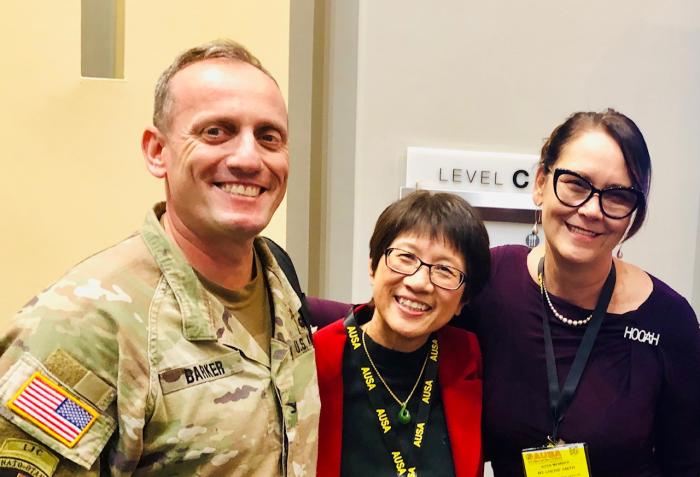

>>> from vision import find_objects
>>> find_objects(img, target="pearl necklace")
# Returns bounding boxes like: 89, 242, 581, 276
542, 281, 593, 326
361, 329, 429, 424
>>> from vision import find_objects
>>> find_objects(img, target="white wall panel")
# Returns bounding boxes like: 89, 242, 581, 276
320, 0, 700, 315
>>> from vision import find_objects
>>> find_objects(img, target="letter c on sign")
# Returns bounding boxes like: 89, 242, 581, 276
513, 169, 529, 189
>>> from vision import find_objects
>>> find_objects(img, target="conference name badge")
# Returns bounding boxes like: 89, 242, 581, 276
522, 442, 591, 477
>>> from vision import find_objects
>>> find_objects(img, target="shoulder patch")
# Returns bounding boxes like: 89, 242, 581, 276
7, 373, 98, 449
0, 354, 115, 470
0, 438, 59, 477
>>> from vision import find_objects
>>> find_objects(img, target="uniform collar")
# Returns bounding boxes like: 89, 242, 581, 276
140, 202, 218, 341
140, 203, 302, 346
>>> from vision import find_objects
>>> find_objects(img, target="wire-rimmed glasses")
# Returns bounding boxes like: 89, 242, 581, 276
384, 248, 465, 290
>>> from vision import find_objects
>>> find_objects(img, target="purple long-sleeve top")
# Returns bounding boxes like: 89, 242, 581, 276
467, 245, 700, 477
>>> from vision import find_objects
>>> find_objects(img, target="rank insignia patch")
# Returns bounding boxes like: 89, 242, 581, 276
7, 372, 98, 448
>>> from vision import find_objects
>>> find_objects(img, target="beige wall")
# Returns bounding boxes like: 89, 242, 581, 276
0, 0, 290, 321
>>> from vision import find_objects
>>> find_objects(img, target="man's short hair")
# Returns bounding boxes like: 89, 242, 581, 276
153, 39, 273, 131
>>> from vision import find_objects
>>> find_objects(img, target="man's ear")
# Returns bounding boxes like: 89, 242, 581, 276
368, 258, 375, 283
142, 126, 168, 179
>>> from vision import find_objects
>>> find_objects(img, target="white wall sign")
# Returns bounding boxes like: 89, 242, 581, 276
405, 147, 540, 214
404, 147, 541, 248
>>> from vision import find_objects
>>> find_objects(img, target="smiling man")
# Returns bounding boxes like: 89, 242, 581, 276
0, 40, 319, 476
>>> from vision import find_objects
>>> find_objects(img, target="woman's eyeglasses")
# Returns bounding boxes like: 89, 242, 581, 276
552, 168, 644, 219
384, 248, 465, 290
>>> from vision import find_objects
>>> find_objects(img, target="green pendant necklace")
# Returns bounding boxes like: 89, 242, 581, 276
362, 329, 430, 425
397, 405, 412, 425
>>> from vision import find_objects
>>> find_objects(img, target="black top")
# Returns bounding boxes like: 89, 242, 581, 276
460, 245, 700, 477
341, 309, 455, 476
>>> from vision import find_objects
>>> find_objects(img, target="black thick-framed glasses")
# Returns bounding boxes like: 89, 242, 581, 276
552, 168, 644, 219
384, 248, 465, 290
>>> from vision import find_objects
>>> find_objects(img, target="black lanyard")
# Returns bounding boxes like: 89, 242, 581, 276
344, 314, 439, 477
538, 258, 616, 442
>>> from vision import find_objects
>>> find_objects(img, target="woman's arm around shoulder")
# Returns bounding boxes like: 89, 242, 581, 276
306, 296, 352, 330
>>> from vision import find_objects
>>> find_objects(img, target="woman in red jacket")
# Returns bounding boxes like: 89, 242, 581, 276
313, 190, 490, 477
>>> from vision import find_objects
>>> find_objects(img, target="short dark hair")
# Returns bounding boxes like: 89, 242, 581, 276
539, 109, 652, 239
369, 190, 490, 301
153, 39, 273, 131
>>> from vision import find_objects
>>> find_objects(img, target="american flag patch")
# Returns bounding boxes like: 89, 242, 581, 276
7, 372, 98, 448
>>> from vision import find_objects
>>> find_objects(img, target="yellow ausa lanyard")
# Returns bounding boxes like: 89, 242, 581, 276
345, 315, 439, 477
522, 258, 616, 477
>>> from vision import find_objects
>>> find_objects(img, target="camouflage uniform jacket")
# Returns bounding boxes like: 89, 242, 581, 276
0, 203, 320, 476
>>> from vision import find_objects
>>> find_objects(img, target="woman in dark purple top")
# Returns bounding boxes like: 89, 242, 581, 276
468, 110, 700, 477
308, 110, 700, 476
468, 245, 700, 476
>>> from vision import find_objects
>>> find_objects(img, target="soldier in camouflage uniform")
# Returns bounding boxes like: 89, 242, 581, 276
0, 40, 319, 476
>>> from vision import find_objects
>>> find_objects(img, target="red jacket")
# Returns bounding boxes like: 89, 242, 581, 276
314, 315, 484, 477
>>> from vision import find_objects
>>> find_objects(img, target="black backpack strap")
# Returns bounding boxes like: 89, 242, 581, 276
263, 237, 313, 336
